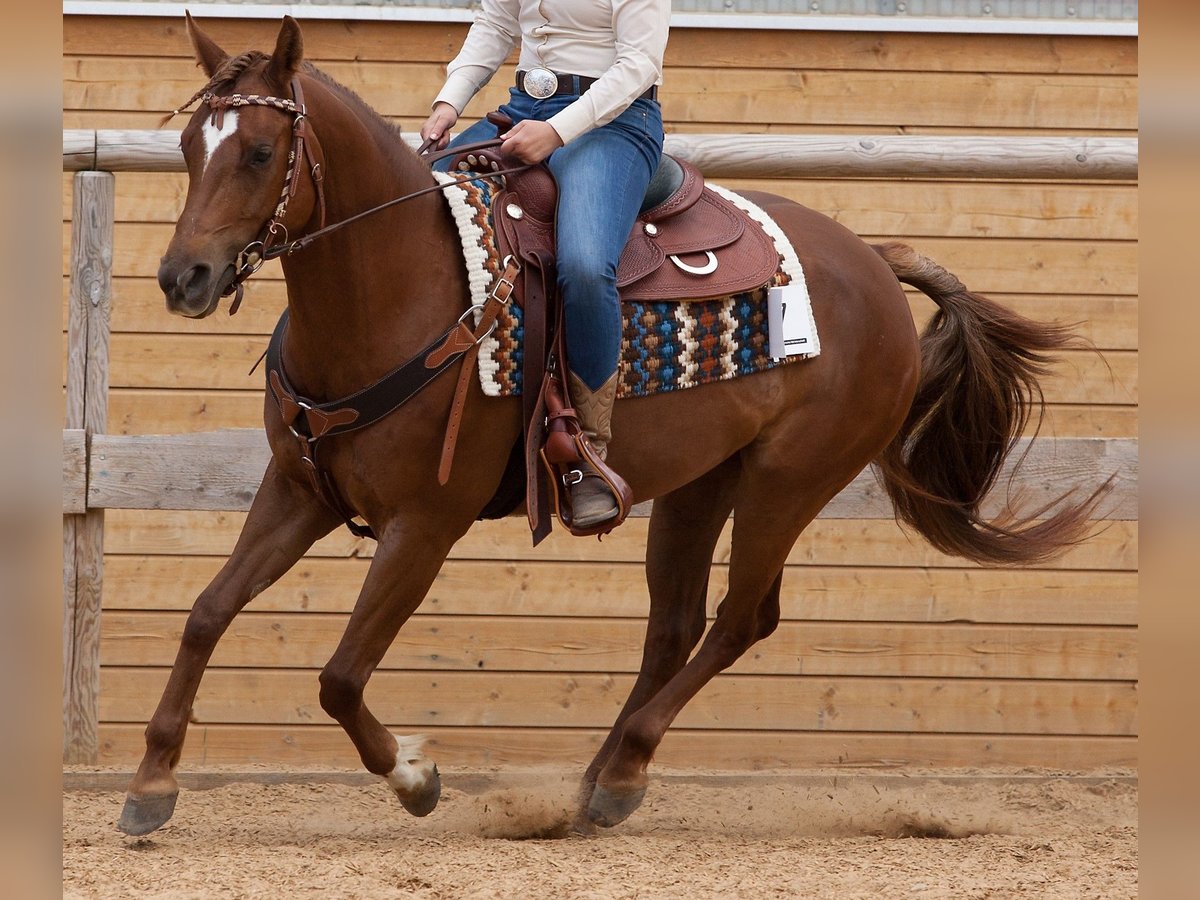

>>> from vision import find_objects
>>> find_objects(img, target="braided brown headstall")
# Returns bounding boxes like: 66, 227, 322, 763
194, 78, 328, 314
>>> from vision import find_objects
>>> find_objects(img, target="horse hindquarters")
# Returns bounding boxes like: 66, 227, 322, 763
584, 204, 924, 827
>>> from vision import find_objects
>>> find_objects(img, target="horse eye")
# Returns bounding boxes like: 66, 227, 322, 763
250, 145, 274, 166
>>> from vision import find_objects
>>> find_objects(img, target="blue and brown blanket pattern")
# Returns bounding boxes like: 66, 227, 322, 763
435, 172, 812, 400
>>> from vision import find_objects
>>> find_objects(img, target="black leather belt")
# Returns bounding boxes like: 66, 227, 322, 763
516, 70, 658, 102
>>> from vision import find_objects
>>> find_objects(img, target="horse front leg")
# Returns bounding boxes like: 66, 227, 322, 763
315, 522, 462, 817
118, 462, 341, 835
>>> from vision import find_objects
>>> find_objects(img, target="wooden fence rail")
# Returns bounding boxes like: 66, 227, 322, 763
63, 130, 1140, 180
61, 130, 1139, 764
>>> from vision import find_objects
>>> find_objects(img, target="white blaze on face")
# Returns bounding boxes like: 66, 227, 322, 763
201, 110, 239, 173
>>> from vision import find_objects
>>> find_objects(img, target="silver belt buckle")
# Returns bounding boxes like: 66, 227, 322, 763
522, 67, 559, 100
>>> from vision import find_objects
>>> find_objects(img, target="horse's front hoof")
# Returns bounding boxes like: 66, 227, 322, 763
394, 760, 440, 817
117, 791, 179, 836
586, 782, 647, 828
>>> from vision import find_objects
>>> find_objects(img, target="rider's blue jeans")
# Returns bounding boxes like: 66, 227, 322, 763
434, 88, 664, 391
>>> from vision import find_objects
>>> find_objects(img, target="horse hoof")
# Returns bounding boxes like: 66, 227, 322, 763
395, 761, 440, 817
586, 783, 647, 828
117, 792, 179, 836
569, 812, 599, 838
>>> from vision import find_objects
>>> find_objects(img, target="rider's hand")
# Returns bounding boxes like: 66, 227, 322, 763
420, 102, 459, 150
501, 120, 565, 164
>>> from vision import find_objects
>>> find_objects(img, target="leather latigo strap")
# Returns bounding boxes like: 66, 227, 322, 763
437, 258, 521, 484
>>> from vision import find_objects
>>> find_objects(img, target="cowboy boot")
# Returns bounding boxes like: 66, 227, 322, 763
567, 370, 621, 528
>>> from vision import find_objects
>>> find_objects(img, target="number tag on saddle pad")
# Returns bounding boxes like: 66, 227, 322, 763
768, 284, 816, 359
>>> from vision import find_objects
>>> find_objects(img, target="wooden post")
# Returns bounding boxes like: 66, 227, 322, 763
63, 171, 112, 763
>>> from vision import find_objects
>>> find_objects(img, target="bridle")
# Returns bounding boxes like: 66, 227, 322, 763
172, 74, 530, 314
167, 71, 536, 537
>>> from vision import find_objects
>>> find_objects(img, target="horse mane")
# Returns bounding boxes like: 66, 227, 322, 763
164, 51, 421, 175
300, 63, 420, 173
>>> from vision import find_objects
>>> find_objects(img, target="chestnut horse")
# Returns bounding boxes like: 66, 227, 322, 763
119, 15, 1101, 836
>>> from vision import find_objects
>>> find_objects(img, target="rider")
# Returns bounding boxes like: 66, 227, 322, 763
421, 0, 670, 529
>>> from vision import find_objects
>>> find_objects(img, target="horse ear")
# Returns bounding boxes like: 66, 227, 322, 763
185, 11, 229, 78
266, 16, 304, 89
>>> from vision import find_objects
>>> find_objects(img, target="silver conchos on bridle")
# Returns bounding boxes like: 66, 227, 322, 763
522, 67, 559, 100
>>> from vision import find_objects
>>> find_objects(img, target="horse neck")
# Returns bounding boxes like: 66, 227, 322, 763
278, 77, 466, 400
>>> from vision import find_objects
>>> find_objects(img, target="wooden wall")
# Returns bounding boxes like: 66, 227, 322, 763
62, 15, 1138, 771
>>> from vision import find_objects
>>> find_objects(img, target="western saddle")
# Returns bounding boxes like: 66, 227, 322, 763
446, 113, 783, 544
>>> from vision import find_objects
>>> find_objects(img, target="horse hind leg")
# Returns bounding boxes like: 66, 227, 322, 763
587, 462, 845, 828
574, 456, 741, 828
118, 463, 342, 835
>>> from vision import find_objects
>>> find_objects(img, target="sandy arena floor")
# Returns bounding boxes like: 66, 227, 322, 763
64, 767, 1137, 899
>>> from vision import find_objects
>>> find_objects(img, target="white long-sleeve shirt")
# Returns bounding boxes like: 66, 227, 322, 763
433, 0, 671, 146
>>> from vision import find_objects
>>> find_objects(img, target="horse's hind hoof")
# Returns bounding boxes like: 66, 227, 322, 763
395, 761, 441, 817
117, 792, 179, 836
569, 812, 599, 838
586, 783, 647, 828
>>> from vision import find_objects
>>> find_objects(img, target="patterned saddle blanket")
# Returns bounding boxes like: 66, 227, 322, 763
435, 173, 821, 399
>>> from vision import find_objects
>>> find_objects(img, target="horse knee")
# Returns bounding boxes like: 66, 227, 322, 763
179, 601, 233, 653
318, 667, 364, 720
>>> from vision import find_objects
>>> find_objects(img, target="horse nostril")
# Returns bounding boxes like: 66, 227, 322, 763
159, 260, 215, 311
179, 263, 213, 301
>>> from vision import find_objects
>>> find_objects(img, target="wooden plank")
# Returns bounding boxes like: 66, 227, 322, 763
102, 511, 1140, 571
107, 389, 268, 434
1037, 404, 1137, 438
88, 330, 1138, 404
103, 389, 1137, 439
72, 222, 1140, 295
64, 171, 114, 765
101, 557, 1139, 626
63, 57, 1138, 131
63, 19, 1139, 76
85, 430, 1136, 518
100, 611, 1136, 681
98, 668, 1137, 735
68, 172, 1138, 242
88, 430, 267, 512
95, 722, 1138, 770
62, 429, 87, 514
723, 180, 1139, 242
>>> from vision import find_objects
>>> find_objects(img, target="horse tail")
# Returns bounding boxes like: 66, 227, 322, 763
870, 241, 1109, 565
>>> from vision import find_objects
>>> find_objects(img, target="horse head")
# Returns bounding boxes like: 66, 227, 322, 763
159, 14, 319, 317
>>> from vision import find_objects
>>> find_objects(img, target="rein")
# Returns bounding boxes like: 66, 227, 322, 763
168, 75, 538, 536
171, 76, 530, 314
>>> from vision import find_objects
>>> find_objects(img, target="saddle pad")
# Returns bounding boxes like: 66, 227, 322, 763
435, 172, 820, 399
